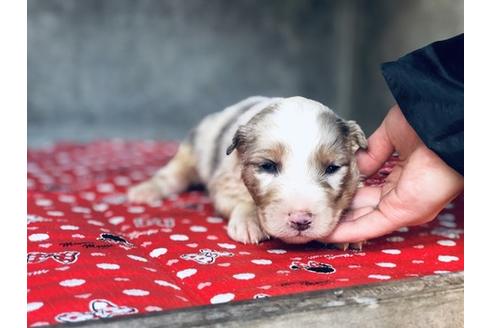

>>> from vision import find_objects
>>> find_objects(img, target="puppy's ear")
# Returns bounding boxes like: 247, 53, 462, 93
226, 133, 239, 155
345, 120, 368, 152
226, 125, 247, 155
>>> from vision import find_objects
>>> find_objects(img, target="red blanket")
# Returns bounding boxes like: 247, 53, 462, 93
27, 140, 464, 326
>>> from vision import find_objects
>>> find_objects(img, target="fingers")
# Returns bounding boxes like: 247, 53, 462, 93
323, 208, 399, 243
350, 186, 381, 209
340, 206, 374, 222
338, 186, 381, 224
356, 117, 395, 177
324, 186, 409, 243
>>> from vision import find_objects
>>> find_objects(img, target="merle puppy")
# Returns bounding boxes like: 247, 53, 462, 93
128, 96, 367, 249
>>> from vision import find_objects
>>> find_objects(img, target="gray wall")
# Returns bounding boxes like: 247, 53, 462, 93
28, 0, 463, 147
349, 0, 464, 135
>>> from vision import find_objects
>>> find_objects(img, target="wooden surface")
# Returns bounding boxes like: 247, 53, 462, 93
59, 271, 463, 328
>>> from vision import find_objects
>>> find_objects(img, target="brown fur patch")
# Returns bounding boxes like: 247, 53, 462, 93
311, 143, 349, 172
226, 103, 285, 215
208, 158, 252, 218
240, 141, 286, 211
239, 168, 275, 215
244, 142, 286, 166
240, 163, 261, 205
318, 111, 367, 153
211, 99, 263, 175
227, 103, 278, 157
310, 127, 361, 219
332, 160, 360, 213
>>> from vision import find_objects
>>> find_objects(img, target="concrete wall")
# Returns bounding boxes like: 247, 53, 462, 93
349, 0, 464, 135
27, 0, 463, 147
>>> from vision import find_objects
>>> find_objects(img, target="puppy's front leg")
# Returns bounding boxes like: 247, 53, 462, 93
208, 160, 269, 244
227, 202, 269, 244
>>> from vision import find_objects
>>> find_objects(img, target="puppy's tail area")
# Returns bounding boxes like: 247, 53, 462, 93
152, 143, 200, 196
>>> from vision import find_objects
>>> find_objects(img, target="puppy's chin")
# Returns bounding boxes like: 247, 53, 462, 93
277, 235, 315, 244
261, 224, 336, 244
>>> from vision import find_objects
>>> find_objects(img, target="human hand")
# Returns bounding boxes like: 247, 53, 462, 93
323, 105, 464, 243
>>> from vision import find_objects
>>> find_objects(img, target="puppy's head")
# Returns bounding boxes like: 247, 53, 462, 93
227, 97, 367, 244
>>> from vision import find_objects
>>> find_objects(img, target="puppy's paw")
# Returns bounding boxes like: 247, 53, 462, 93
127, 180, 163, 204
227, 215, 269, 244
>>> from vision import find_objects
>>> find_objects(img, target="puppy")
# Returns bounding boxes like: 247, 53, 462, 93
128, 96, 367, 248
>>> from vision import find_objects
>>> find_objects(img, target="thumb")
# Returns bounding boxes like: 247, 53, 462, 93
356, 120, 394, 176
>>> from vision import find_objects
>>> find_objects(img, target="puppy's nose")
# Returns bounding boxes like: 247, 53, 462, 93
288, 211, 313, 231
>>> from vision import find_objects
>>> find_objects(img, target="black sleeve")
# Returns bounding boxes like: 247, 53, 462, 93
381, 34, 463, 175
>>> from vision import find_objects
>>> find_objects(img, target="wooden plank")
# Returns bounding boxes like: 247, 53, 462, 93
62, 272, 463, 328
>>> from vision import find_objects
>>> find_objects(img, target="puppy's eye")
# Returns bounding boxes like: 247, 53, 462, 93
325, 164, 341, 175
258, 161, 278, 174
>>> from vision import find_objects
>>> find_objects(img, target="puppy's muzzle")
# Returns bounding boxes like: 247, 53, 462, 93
288, 211, 313, 231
